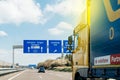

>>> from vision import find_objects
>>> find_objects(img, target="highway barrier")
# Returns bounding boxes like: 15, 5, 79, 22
0, 68, 24, 76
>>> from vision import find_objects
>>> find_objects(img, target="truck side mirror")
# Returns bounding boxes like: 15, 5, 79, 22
68, 35, 73, 45
68, 35, 74, 52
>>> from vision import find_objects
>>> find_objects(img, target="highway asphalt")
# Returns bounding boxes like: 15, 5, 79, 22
0, 69, 72, 80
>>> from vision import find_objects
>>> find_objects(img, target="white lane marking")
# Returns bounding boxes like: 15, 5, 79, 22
8, 70, 26, 80
39, 76, 42, 80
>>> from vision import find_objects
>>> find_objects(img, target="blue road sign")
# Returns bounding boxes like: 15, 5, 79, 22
49, 40, 62, 53
23, 40, 47, 53
63, 40, 73, 53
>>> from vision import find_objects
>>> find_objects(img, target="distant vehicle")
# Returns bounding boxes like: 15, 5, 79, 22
38, 66, 45, 73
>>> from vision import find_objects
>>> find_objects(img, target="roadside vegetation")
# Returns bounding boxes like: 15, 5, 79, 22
37, 54, 72, 72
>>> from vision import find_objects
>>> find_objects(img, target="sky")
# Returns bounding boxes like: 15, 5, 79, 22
0, 0, 86, 66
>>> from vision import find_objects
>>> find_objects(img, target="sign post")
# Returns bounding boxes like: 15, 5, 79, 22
12, 45, 23, 68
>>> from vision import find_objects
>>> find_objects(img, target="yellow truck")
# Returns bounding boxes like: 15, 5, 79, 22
69, 0, 120, 80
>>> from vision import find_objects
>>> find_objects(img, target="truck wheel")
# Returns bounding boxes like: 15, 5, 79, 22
76, 77, 83, 80
75, 76, 86, 80
75, 73, 86, 80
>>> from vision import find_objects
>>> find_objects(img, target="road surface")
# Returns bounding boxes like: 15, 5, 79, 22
0, 69, 72, 80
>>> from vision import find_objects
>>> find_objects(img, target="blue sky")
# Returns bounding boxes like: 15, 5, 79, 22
0, 0, 86, 65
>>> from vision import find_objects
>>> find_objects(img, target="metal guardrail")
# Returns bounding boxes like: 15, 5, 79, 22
0, 68, 24, 76
0, 68, 15, 70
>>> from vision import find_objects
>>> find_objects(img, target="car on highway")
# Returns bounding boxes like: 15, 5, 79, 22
38, 66, 45, 73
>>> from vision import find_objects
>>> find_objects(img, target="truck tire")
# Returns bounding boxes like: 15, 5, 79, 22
75, 74, 86, 80
75, 72, 87, 80
75, 76, 85, 80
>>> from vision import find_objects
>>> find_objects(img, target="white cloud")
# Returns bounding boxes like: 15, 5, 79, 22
48, 22, 73, 36
0, 31, 7, 37
0, 49, 12, 64
0, 49, 10, 54
0, 48, 61, 65
44, 0, 86, 17
57, 22, 73, 30
48, 28, 64, 35
45, 4, 54, 12
0, 0, 45, 24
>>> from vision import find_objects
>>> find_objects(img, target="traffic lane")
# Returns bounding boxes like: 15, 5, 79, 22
0, 69, 72, 80
7, 69, 41, 80
0, 69, 106, 80
0, 69, 40, 80
39, 70, 72, 80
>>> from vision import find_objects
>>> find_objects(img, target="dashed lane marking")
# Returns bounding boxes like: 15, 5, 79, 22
8, 70, 27, 80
